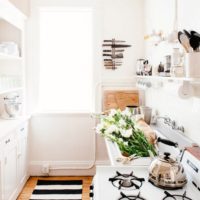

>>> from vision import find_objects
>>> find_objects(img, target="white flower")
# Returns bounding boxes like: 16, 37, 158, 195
124, 141, 128, 146
119, 119, 126, 127
122, 108, 132, 117
105, 125, 118, 135
109, 109, 117, 117
96, 123, 105, 134
118, 138, 123, 143
121, 128, 132, 138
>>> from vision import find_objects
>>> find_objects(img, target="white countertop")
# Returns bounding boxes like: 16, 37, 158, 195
0, 116, 30, 141
104, 129, 180, 166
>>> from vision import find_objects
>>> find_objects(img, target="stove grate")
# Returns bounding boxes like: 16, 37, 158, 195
118, 192, 146, 200
109, 171, 145, 190
163, 191, 193, 200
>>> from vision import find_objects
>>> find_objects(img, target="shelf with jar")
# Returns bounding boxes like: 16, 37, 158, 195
0, 75, 23, 95
135, 48, 200, 84
0, 0, 27, 120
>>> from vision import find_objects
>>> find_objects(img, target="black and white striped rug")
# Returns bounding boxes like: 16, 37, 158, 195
29, 180, 82, 200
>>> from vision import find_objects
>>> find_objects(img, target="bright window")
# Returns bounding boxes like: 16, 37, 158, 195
39, 8, 93, 112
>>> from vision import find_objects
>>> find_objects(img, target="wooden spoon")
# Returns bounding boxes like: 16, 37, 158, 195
178, 31, 192, 52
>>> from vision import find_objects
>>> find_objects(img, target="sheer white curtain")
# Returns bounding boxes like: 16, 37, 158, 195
39, 8, 93, 112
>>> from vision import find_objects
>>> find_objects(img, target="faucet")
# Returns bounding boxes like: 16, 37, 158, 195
152, 115, 185, 133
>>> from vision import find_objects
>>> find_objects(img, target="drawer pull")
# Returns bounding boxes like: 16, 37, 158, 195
5, 139, 10, 144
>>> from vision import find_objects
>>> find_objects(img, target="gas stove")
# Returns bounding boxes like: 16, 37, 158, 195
94, 164, 199, 199
93, 145, 200, 200
93, 120, 200, 199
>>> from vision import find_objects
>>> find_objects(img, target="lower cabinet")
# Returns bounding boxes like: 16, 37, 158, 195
0, 121, 28, 200
0, 153, 3, 200
17, 123, 28, 186
3, 139, 17, 200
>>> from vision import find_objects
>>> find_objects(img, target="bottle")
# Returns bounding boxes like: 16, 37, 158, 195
158, 62, 164, 73
172, 48, 180, 66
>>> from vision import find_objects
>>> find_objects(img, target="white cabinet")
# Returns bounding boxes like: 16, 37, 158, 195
3, 136, 17, 200
0, 120, 28, 200
0, 149, 3, 200
17, 123, 28, 185
1, 133, 17, 200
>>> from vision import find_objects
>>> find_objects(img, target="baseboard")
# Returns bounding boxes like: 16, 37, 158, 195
12, 174, 30, 200
29, 160, 110, 176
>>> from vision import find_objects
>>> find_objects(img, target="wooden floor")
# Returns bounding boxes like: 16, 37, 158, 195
17, 176, 93, 200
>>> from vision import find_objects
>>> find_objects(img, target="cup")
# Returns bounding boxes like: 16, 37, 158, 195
140, 106, 152, 125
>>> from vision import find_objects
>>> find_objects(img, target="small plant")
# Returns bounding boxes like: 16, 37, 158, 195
96, 108, 157, 157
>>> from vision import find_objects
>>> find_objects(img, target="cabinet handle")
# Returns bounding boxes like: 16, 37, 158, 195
5, 139, 10, 144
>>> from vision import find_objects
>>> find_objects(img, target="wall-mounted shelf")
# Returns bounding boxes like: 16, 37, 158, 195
0, 0, 26, 31
135, 75, 200, 83
0, 52, 22, 60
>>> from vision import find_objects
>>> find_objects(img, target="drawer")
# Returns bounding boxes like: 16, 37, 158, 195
17, 122, 28, 137
1, 132, 15, 149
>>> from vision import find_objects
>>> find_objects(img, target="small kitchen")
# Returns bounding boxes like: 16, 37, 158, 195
0, 0, 200, 200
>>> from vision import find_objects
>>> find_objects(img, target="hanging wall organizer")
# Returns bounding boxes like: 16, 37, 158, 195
102, 39, 131, 70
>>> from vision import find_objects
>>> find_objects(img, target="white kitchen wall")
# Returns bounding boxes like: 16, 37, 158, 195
144, 0, 200, 145
26, 0, 145, 175
29, 113, 110, 175
102, 0, 145, 81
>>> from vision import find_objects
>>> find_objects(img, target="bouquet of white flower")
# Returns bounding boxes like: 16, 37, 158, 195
96, 108, 156, 157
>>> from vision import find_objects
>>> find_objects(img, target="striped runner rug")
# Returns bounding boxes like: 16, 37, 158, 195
29, 180, 82, 200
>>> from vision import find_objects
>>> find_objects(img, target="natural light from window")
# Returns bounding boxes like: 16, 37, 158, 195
39, 8, 93, 112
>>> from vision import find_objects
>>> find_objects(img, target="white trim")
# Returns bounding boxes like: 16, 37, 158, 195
95, 160, 110, 166
30, 160, 110, 168
31, 112, 93, 118
28, 160, 109, 176
27, 0, 102, 114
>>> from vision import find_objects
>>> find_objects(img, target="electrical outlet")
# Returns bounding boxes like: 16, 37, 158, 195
42, 163, 50, 174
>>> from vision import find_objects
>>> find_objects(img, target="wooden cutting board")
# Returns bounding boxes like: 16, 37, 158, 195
103, 90, 139, 111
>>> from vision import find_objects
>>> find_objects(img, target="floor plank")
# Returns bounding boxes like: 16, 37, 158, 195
17, 176, 93, 200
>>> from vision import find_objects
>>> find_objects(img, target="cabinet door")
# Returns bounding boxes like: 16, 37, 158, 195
0, 154, 3, 200
17, 124, 28, 184
2, 136, 17, 200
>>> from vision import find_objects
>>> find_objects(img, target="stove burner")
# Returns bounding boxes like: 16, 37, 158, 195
109, 171, 145, 190
163, 191, 193, 200
119, 192, 146, 200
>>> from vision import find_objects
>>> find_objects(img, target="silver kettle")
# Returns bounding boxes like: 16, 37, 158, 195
148, 151, 187, 190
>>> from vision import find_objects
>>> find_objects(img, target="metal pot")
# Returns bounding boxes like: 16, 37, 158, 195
148, 151, 187, 189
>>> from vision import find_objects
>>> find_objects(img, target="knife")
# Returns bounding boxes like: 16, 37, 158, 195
104, 39, 126, 42
102, 44, 131, 48
103, 49, 124, 52
103, 53, 123, 58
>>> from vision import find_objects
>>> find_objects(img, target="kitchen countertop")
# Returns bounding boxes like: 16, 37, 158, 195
0, 115, 30, 141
